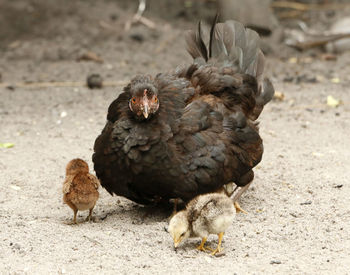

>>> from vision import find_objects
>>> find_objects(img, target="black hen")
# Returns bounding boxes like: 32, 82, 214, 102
93, 18, 274, 205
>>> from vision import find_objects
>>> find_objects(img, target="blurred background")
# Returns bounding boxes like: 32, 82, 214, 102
0, 0, 350, 86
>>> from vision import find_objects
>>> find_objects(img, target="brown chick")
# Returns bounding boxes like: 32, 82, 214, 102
63, 158, 99, 224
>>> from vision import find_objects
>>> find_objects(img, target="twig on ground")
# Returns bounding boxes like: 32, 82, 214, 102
83, 235, 103, 246
287, 33, 350, 51
125, 0, 156, 31
0, 80, 128, 89
77, 51, 104, 63
271, 1, 350, 11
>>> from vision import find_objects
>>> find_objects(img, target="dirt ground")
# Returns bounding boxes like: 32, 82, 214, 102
1, 1, 350, 274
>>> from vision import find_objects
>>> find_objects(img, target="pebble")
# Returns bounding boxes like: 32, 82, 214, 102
87, 74, 103, 89
270, 260, 282, 264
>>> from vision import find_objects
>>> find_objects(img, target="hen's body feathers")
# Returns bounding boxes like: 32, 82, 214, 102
93, 19, 274, 205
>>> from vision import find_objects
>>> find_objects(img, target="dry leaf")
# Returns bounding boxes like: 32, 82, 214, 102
274, 91, 285, 101
331, 77, 341, 84
321, 53, 337, 61
327, 95, 341, 107
288, 57, 298, 64
77, 51, 104, 63
0, 143, 14, 148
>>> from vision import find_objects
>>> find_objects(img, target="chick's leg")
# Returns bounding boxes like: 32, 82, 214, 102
73, 209, 78, 224
86, 207, 94, 222
65, 200, 78, 224
211, 232, 224, 255
196, 237, 208, 251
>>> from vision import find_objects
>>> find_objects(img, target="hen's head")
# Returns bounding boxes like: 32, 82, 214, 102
128, 76, 159, 120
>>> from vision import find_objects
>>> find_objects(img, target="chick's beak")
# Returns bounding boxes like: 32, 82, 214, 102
173, 238, 180, 248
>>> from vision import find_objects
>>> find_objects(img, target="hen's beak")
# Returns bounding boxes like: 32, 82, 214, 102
142, 101, 149, 119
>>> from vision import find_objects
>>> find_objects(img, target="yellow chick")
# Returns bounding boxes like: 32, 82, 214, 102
168, 193, 235, 255
63, 159, 99, 224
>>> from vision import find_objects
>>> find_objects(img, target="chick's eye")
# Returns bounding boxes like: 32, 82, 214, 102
131, 97, 136, 104
180, 232, 185, 237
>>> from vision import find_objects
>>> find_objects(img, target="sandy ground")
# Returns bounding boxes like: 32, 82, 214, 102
1, 1, 350, 274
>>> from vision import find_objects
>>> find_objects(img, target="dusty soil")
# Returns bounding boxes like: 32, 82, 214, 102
1, 1, 350, 274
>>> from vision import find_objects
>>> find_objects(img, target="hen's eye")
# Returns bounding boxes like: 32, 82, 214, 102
154, 96, 158, 103
131, 97, 136, 104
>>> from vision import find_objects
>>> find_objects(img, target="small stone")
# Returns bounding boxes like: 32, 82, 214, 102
110, 13, 118, 21
13, 243, 21, 250
130, 33, 144, 42
283, 76, 294, 82
87, 74, 103, 89
214, 252, 226, 257
270, 260, 282, 264
334, 184, 343, 189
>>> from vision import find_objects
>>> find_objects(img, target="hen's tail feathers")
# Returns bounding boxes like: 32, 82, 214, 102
185, 21, 208, 62
186, 17, 265, 80
185, 17, 274, 117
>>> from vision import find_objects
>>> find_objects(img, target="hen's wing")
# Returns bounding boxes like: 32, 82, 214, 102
172, 94, 262, 199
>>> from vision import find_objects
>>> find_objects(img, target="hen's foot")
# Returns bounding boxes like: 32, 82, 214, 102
169, 198, 179, 219
234, 202, 248, 214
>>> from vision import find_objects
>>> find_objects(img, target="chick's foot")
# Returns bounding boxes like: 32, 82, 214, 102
196, 237, 213, 252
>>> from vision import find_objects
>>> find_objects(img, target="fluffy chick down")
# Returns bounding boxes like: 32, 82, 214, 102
63, 158, 99, 224
168, 193, 235, 255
